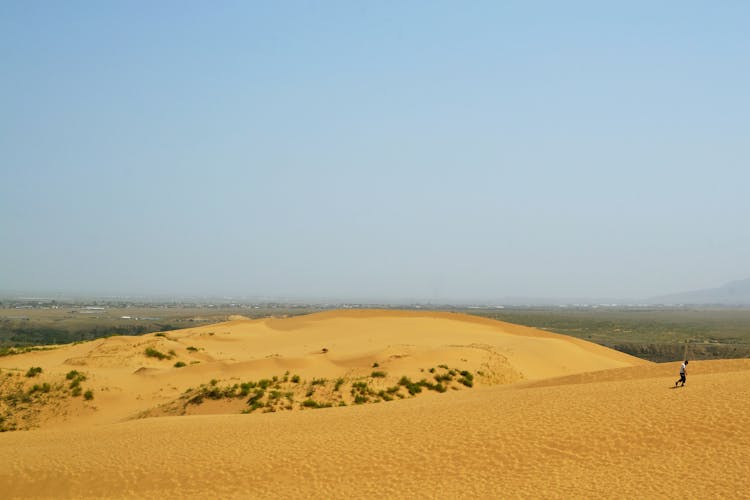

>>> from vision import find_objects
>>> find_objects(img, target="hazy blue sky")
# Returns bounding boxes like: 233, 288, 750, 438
2, 1, 749, 301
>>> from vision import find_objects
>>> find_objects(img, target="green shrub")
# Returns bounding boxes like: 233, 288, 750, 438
83, 390, 94, 400
372, 362, 379, 368
25, 366, 42, 378
155, 333, 166, 337
377, 390, 393, 402
371, 371, 386, 378
174, 361, 186, 368
239, 382, 256, 396
351, 380, 375, 403
205, 387, 223, 399
247, 401, 264, 412
65, 370, 88, 394
458, 370, 474, 387
291, 375, 300, 384
247, 390, 265, 406
186, 346, 199, 352
302, 399, 331, 409
351, 381, 369, 391
268, 390, 282, 401
311, 378, 327, 386
144, 347, 170, 360
458, 376, 473, 387
258, 379, 272, 389
28, 383, 51, 395
334, 378, 345, 391
397, 376, 423, 395
419, 379, 436, 391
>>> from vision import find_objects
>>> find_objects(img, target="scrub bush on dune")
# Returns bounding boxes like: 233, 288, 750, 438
458, 370, 474, 387
144, 348, 171, 360
302, 399, 331, 409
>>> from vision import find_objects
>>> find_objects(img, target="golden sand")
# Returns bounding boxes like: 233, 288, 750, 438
0, 310, 747, 498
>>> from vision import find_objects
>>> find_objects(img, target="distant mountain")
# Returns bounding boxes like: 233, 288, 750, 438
649, 278, 750, 305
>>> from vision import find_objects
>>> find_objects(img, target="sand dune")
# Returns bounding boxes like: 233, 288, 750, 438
0, 310, 645, 429
1, 310, 747, 498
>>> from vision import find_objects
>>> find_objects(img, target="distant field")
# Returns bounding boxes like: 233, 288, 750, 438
0, 306, 322, 353
2, 304, 750, 362
461, 307, 750, 362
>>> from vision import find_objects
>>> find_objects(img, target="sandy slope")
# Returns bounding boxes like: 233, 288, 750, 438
0, 310, 645, 428
2, 310, 748, 498
1, 359, 748, 499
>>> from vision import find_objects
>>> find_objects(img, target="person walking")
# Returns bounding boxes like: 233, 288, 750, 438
675, 360, 688, 387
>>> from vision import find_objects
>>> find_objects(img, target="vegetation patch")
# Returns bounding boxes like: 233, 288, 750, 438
156, 364, 477, 419
0, 346, 57, 358
144, 347, 171, 360
1, 369, 94, 431
458, 370, 474, 387
302, 399, 332, 409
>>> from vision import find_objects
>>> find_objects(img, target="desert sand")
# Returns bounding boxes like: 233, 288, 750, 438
1, 310, 748, 498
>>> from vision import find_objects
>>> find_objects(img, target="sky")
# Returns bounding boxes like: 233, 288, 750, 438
1, 1, 749, 302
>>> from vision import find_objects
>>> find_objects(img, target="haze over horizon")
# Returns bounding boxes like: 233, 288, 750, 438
2, 2, 749, 301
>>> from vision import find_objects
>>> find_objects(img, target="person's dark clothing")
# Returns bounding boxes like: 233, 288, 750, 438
675, 362, 687, 386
